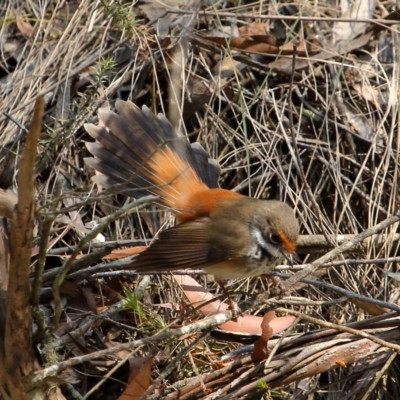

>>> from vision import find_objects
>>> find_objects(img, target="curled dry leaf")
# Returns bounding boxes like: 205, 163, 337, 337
251, 310, 275, 362
174, 275, 296, 335
270, 31, 373, 73
104, 246, 147, 259
15, 15, 35, 37
202, 21, 320, 57
203, 35, 292, 56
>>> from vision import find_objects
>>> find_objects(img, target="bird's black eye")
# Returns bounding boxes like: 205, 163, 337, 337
269, 233, 280, 245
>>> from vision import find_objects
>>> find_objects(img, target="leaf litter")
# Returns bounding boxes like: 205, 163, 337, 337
0, 0, 400, 398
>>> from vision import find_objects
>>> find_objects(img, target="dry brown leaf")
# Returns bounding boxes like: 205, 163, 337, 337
270, 31, 373, 73
174, 275, 296, 335
15, 15, 35, 37
105, 340, 131, 359
204, 36, 288, 56
332, 0, 374, 43
351, 299, 385, 316
334, 93, 375, 143
80, 286, 97, 313
139, 1, 170, 37
238, 22, 274, 40
280, 38, 321, 54
118, 355, 154, 400
203, 21, 320, 58
251, 310, 275, 362
104, 246, 147, 259
352, 82, 389, 107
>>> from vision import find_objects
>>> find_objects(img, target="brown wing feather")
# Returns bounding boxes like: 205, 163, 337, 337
131, 219, 221, 273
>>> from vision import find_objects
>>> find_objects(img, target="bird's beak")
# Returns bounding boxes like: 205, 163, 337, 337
282, 251, 294, 266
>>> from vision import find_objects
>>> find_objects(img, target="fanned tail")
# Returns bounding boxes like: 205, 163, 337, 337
84, 100, 221, 218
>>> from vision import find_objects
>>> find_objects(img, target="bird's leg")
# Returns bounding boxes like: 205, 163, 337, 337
260, 274, 286, 297
216, 279, 242, 321
265, 274, 282, 289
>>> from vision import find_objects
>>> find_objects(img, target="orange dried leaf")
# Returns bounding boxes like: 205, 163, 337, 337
335, 359, 347, 368
118, 355, 155, 400
205, 36, 286, 55
175, 275, 296, 335
16, 16, 35, 37
104, 246, 147, 259
238, 22, 270, 38
351, 298, 385, 316
251, 310, 275, 362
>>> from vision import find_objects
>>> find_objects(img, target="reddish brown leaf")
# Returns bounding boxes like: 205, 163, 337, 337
174, 275, 296, 335
202, 21, 320, 57
16, 15, 35, 37
351, 299, 385, 316
251, 310, 276, 362
118, 355, 154, 400
204, 36, 287, 55
270, 31, 373, 73
238, 22, 271, 38
104, 246, 147, 259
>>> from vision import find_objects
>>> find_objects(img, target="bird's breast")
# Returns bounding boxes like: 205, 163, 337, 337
204, 254, 284, 280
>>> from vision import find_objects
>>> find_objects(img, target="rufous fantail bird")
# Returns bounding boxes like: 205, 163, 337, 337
84, 100, 299, 280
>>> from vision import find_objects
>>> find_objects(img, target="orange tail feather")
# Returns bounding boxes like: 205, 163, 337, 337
85, 100, 235, 220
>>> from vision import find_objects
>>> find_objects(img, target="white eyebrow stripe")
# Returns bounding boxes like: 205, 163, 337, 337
252, 228, 282, 259
253, 228, 268, 248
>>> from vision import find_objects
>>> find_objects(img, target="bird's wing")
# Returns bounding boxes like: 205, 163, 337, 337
130, 219, 229, 273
